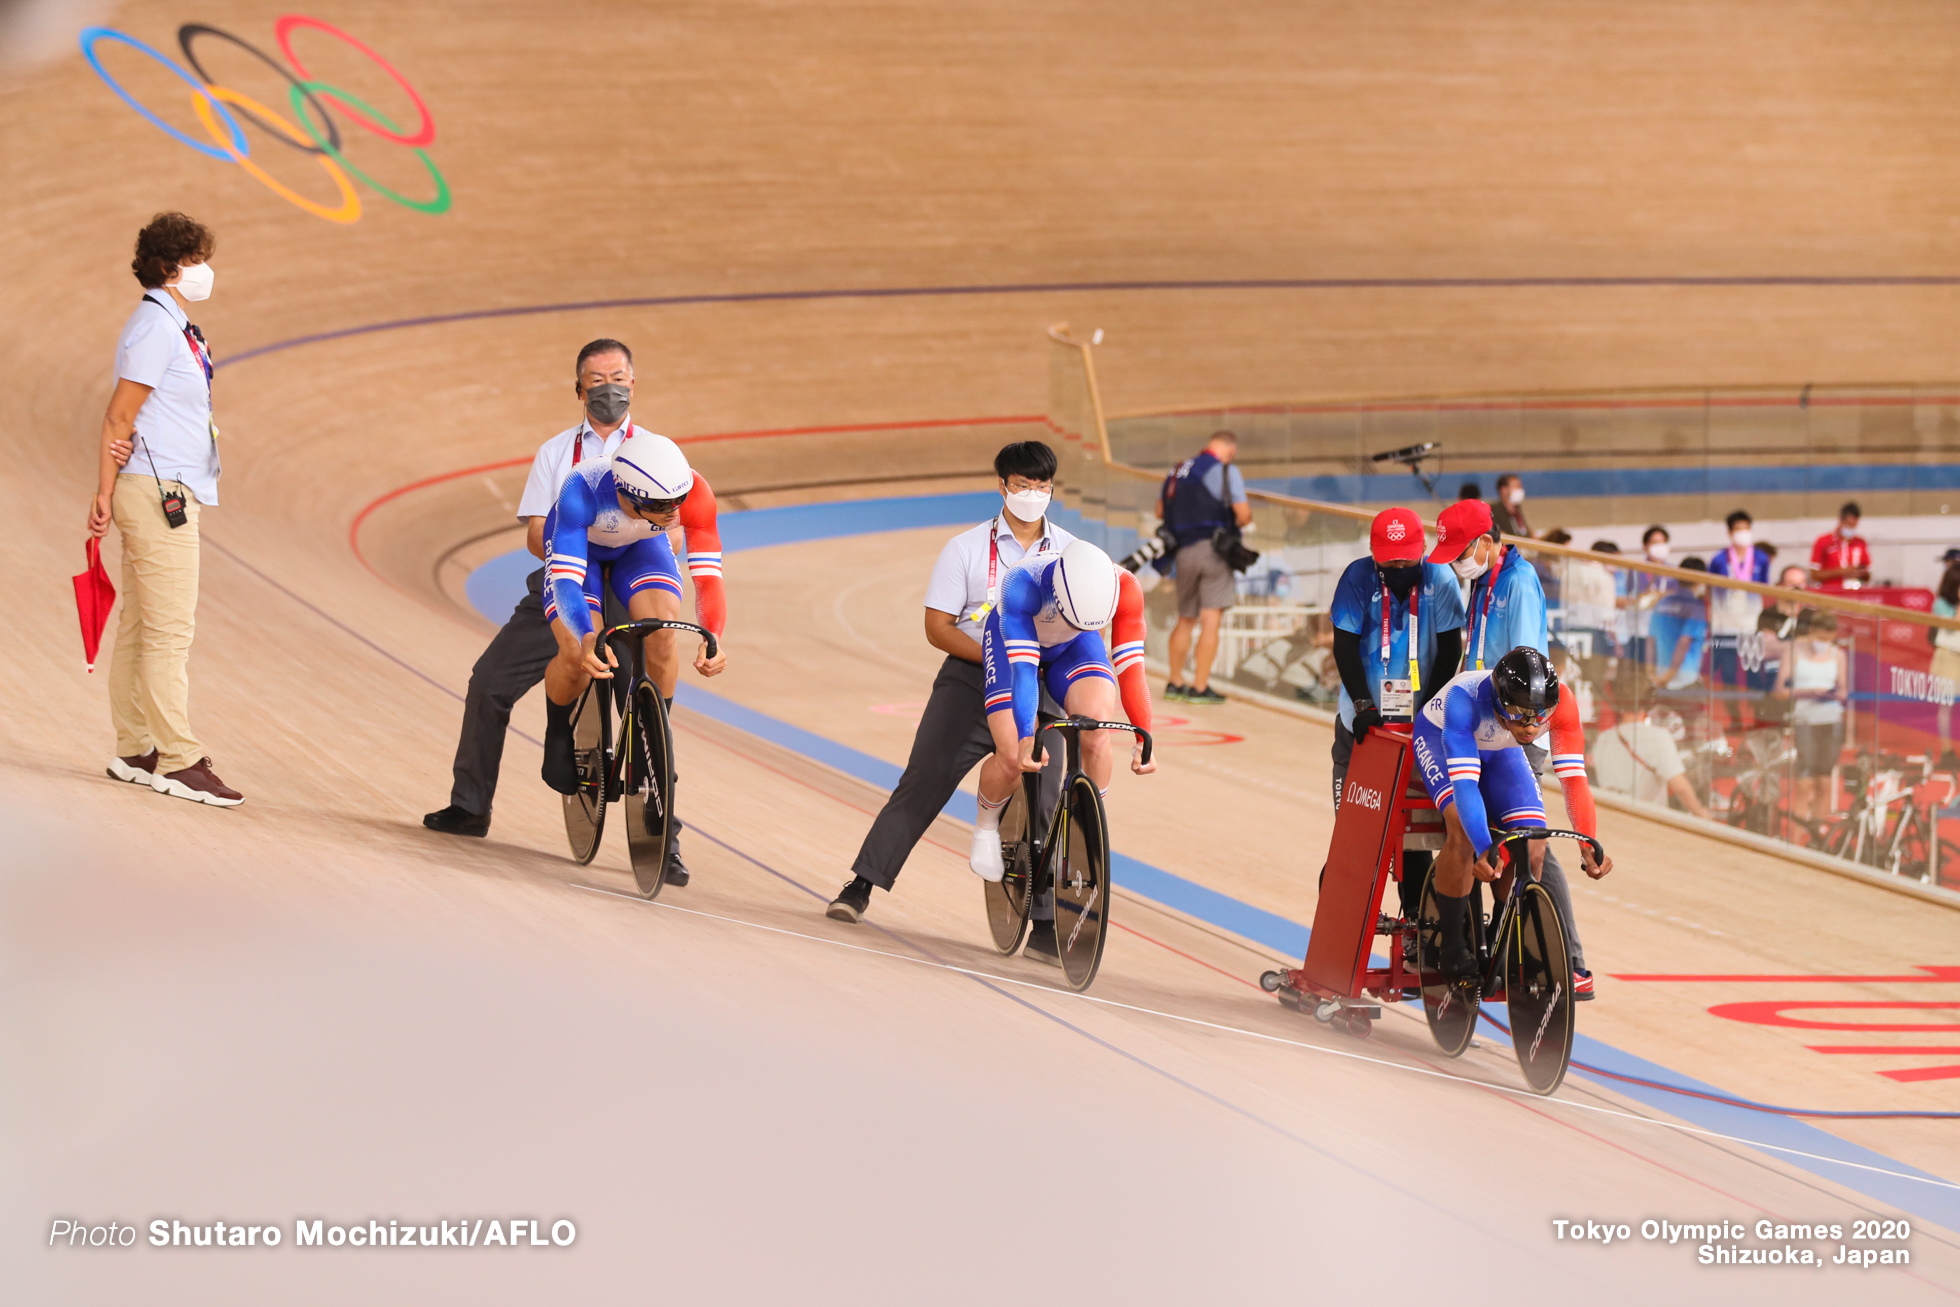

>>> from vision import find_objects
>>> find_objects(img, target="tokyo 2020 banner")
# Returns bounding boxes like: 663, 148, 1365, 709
80, 16, 446, 224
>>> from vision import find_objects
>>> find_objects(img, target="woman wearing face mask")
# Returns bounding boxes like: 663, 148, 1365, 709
86, 212, 242, 808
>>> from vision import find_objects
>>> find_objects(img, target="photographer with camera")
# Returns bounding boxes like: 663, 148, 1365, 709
1158, 429, 1254, 704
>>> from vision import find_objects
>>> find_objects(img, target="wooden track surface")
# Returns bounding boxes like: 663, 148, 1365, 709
5, 2, 1960, 1299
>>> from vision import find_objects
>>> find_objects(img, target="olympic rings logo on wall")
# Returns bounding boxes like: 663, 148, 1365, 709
79, 16, 447, 225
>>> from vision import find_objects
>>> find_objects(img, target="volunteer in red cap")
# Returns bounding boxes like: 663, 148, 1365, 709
1328, 506, 1466, 794
1429, 498, 1548, 671
1327, 507, 1465, 926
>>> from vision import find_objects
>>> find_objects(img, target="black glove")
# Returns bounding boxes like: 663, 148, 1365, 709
1351, 698, 1383, 742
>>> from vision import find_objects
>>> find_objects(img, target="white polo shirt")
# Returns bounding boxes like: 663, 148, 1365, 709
924, 512, 1076, 642
116, 293, 220, 506
516, 417, 633, 520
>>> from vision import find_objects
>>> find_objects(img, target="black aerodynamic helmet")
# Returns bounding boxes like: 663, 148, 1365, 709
1491, 647, 1560, 724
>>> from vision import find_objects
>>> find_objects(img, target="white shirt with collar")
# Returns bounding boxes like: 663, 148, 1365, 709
925, 512, 1076, 642
516, 417, 633, 520
116, 292, 221, 506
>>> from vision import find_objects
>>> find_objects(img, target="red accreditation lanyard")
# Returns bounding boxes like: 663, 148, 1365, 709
574, 419, 631, 466
974, 517, 1049, 622
144, 294, 214, 426
1470, 574, 1500, 669
1380, 578, 1422, 692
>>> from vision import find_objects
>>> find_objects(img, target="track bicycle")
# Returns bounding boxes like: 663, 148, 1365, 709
561, 618, 719, 896
984, 715, 1153, 993
1416, 827, 1603, 1095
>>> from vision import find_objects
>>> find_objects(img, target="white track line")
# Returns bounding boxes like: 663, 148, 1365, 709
571, 883, 1960, 1194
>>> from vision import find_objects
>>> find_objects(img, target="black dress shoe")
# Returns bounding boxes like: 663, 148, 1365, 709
663, 847, 690, 887
423, 805, 490, 837
826, 876, 874, 923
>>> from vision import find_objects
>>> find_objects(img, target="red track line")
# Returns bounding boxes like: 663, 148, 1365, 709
1613, 966, 1960, 984
1109, 921, 1261, 988
1807, 1045, 1960, 1054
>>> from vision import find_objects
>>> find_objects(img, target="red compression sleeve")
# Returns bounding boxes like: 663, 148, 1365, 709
1110, 568, 1153, 732
679, 473, 726, 637
1546, 691, 1596, 837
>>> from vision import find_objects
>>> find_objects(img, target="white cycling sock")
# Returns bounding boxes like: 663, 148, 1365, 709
976, 791, 1008, 831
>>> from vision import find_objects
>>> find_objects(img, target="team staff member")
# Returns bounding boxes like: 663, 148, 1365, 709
89, 212, 241, 806
1428, 498, 1601, 998
424, 338, 640, 838
828, 442, 1070, 924
1328, 507, 1464, 925
1159, 429, 1252, 705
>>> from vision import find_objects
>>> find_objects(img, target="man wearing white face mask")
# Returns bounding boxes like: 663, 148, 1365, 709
1491, 473, 1533, 539
1707, 509, 1772, 727
87, 212, 241, 807
827, 441, 1071, 925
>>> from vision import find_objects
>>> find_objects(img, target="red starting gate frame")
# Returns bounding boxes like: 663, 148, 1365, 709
1266, 727, 1441, 1038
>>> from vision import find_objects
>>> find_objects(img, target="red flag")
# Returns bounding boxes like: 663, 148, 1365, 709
71, 537, 116, 673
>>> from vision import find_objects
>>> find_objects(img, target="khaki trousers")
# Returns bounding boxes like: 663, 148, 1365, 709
108, 473, 204, 772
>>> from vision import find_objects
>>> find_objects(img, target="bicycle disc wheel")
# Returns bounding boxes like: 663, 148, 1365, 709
984, 784, 1034, 955
1053, 774, 1111, 992
1504, 881, 1575, 1095
1416, 870, 1480, 1057
561, 679, 609, 865
622, 682, 676, 899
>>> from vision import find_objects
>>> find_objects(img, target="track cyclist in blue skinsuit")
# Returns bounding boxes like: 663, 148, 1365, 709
537, 427, 729, 881
970, 540, 1157, 884
1412, 647, 1612, 989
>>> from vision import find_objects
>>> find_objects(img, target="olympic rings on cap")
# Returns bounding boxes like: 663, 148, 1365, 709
78, 16, 446, 225
81, 27, 247, 162
177, 23, 342, 156
275, 15, 434, 148
288, 82, 449, 215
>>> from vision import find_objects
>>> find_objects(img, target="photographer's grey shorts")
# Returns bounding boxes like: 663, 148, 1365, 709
1174, 540, 1235, 617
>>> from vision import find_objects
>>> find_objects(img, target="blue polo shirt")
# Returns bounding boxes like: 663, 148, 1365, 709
1330, 557, 1466, 728
1463, 545, 1549, 670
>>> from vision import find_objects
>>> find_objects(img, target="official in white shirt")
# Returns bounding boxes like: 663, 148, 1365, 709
424, 339, 640, 837
827, 442, 1072, 946
90, 212, 242, 807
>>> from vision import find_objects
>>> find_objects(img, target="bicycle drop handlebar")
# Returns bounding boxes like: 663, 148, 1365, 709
1490, 826, 1606, 866
600, 619, 720, 663
1037, 715, 1154, 767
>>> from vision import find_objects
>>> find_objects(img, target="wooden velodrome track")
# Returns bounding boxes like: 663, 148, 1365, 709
6, 1, 1960, 1300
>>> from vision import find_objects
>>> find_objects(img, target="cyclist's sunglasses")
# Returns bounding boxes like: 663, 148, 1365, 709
628, 489, 689, 517
1494, 700, 1550, 730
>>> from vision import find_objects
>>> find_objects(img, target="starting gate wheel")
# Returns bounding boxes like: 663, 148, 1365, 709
1504, 881, 1576, 1095
1259, 970, 1284, 993
1338, 1010, 1374, 1039
1416, 869, 1480, 1057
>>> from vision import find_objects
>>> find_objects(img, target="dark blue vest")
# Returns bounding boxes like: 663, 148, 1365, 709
1162, 451, 1232, 548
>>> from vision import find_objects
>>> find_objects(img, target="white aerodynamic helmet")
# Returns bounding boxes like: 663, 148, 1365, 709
612, 429, 695, 507
1052, 540, 1119, 631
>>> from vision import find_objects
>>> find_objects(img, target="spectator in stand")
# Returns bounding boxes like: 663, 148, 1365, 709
1773, 564, 1811, 619
1649, 557, 1711, 691
1159, 429, 1251, 705
1707, 510, 1773, 728
1774, 609, 1848, 826
1457, 481, 1483, 503
1560, 539, 1621, 689
1535, 528, 1570, 604
1592, 703, 1709, 819
1618, 525, 1671, 666
1491, 473, 1533, 539
1811, 502, 1872, 591
1931, 561, 1960, 772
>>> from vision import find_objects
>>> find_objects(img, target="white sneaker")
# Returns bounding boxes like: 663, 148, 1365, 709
968, 827, 1005, 881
